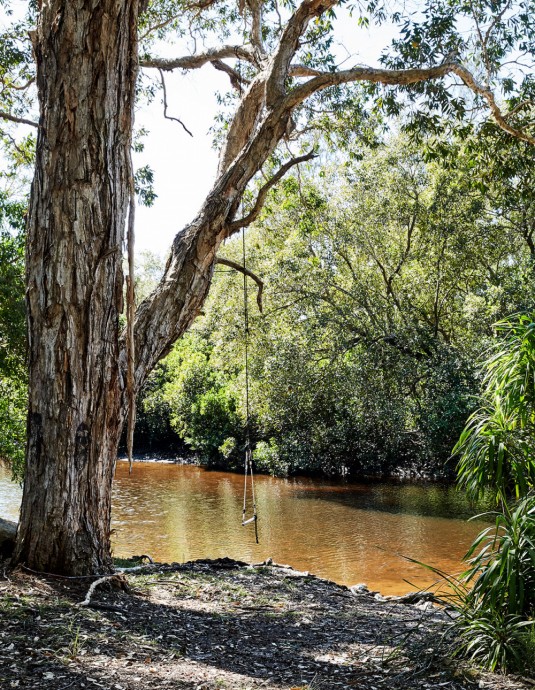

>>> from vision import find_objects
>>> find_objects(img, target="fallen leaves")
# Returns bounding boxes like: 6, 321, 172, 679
0, 560, 531, 690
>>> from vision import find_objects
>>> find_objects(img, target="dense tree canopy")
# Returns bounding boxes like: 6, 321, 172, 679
128, 136, 535, 477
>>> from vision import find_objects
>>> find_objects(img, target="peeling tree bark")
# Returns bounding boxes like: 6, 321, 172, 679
13, 0, 141, 575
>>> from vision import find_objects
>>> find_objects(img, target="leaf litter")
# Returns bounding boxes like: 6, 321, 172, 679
0, 557, 532, 690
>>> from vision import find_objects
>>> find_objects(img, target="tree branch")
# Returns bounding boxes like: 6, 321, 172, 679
265, 0, 337, 106
283, 60, 535, 146
140, 13, 182, 41
285, 62, 458, 109
217, 77, 266, 174
228, 150, 317, 231
247, 0, 265, 57
1, 76, 35, 91
450, 62, 535, 145
158, 69, 193, 136
504, 100, 534, 119
212, 60, 249, 92
289, 64, 324, 77
140, 46, 257, 71
0, 110, 38, 128
215, 256, 264, 311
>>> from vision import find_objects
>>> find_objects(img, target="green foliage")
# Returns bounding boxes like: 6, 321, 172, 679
0, 376, 26, 479
0, 193, 27, 478
456, 314, 535, 503
451, 316, 535, 675
464, 497, 535, 618
130, 364, 183, 453
153, 136, 534, 476
134, 165, 157, 207
517, 625, 535, 672
447, 494, 535, 674
252, 439, 286, 475
0, 198, 26, 379
412, 494, 535, 674
381, 0, 535, 145
454, 608, 533, 674
160, 334, 243, 464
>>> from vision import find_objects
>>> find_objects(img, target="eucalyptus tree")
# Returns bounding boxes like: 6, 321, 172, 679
0, 0, 534, 573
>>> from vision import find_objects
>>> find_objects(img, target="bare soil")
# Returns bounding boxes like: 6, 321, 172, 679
0, 558, 532, 690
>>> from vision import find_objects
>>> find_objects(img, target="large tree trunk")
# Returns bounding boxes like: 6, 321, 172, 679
13, 0, 140, 575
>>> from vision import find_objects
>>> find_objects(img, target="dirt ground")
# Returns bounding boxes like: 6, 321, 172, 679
0, 558, 532, 690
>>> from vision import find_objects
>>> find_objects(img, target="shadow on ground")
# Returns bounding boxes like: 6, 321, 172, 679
0, 560, 521, 690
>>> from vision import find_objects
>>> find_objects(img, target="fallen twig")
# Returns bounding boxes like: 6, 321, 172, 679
78, 575, 123, 607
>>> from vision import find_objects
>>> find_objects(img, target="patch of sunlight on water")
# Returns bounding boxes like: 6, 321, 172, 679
0, 460, 488, 595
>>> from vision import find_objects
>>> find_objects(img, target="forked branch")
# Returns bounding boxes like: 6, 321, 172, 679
228, 150, 317, 231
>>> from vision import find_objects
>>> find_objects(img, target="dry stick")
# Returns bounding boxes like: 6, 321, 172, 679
126, 154, 136, 475
158, 68, 194, 136
78, 575, 117, 607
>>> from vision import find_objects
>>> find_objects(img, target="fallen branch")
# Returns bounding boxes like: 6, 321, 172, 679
78, 574, 127, 607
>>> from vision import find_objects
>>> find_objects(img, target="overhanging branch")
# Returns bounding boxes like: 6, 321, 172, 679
140, 45, 257, 71
283, 60, 535, 146
228, 150, 317, 232
215, 256, 264, 311
0, 110, 38, 127
285, 62, 457, 109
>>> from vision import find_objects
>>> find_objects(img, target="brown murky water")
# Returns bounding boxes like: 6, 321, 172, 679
0, 461, 488, 595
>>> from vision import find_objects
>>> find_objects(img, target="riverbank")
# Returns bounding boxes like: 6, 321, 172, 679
0, 557, 531, 690
117, 452, 453, 481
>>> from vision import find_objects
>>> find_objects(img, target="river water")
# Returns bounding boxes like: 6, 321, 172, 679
0, 460, 488, 595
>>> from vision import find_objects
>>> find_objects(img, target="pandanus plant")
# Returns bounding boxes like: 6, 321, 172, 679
452, 313, 535, 672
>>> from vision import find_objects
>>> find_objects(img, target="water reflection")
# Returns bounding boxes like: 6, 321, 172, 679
0, 461, 487, 595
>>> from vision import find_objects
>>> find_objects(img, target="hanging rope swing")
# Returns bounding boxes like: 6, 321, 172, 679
214, 229, 263, 543
240, 227, 259, 544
